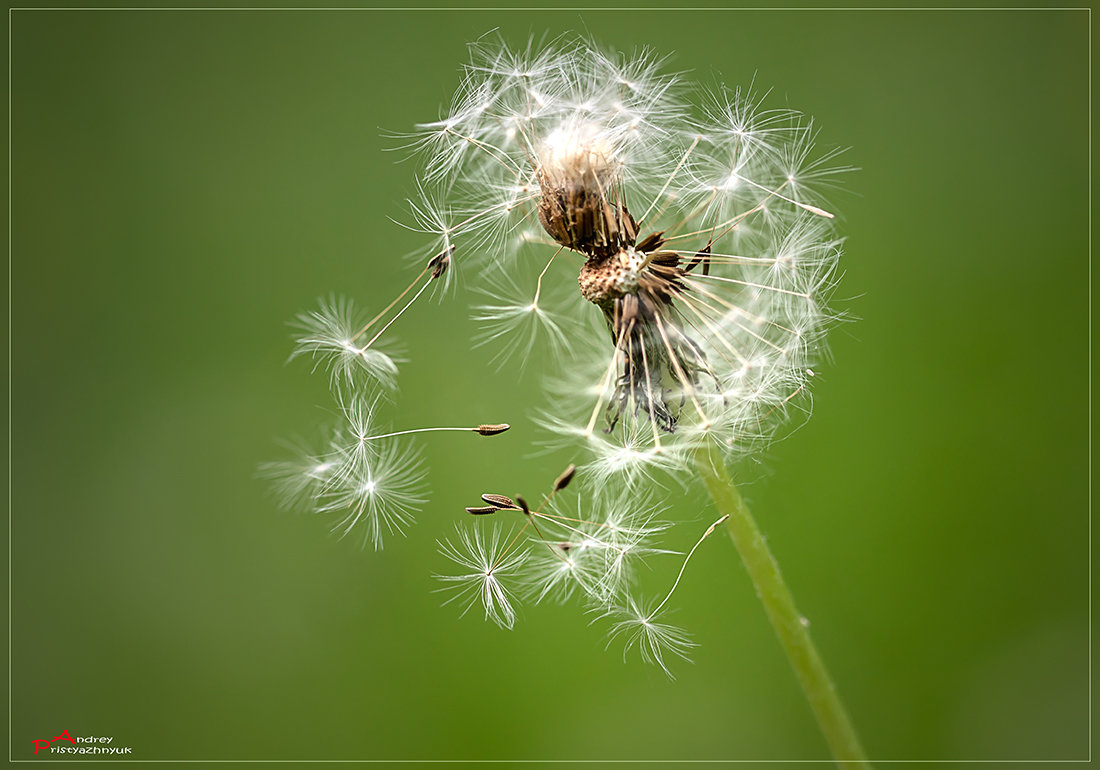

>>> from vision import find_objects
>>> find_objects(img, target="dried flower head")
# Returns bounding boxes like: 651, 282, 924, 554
402, 34, 847, 482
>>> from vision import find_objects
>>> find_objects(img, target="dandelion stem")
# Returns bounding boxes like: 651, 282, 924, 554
352, 264, 430, 342
693, 441, 869, 769
492, 519, 532, 572
532, 246, 564, 306
651, 514, 728, 617
443, 126, 525, 176
585, 321, 628, 436
640, 134, 699, 224
360, 426, 493, 441
735, 174, 835, 218
360, 277, 434, 353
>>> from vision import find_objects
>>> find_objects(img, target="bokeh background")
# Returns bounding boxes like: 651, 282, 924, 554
9, 7, 1091, 763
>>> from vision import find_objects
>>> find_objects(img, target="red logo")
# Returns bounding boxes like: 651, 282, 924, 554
33, 729, 75, 755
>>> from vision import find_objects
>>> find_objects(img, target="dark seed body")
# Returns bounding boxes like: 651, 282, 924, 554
481, 494, 519, 510
553, 464, 577, 491
536, 169, 637, 260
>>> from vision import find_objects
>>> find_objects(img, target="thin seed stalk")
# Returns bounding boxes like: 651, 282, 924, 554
693, 440, 869, 769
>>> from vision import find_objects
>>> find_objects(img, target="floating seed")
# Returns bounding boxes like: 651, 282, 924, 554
428, 245, 454, 280
553, 464, 577, 492
481, 493, 519, 509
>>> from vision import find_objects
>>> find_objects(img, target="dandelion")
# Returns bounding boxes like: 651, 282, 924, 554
273, 33, 868, 766
320, 439, 428, 550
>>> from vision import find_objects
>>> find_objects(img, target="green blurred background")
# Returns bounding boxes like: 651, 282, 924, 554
9, 7, 1090, 763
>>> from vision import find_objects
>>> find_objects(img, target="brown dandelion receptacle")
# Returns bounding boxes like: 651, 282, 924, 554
533, 127, 716, 435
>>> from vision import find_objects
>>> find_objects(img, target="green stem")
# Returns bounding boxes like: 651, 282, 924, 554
694, 441, 870, 769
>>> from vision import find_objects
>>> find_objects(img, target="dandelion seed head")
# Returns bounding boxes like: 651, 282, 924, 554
407, 36, 845, 485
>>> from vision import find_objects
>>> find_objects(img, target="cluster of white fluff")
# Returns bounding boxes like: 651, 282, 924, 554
262, 298, 429, 551
434, 481, 727, 676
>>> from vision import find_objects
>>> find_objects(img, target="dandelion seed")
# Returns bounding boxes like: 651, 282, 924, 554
480, 493, 520, 509
553, 463, 577, 491
290, 296, 400, 392
319, 439, 428, 550
258, 444, 334, 513
499, 483, 673, 607
602, 514, 726, 676
265, 389, 508, 549
605, 599, 697, 678
471, 267, 578, 369
436, 525, 528, 629
262, 423, 428, 551
524, 536, 604, 604
537, 410, 689, 486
